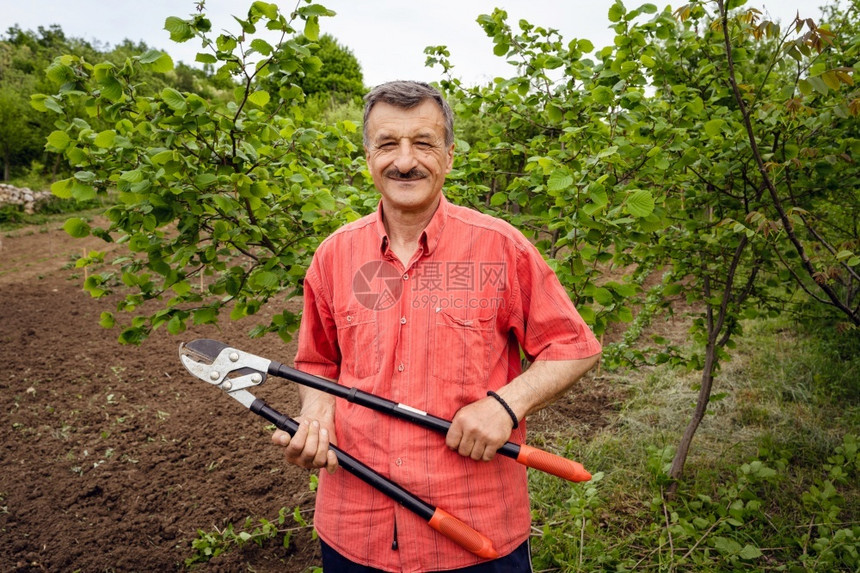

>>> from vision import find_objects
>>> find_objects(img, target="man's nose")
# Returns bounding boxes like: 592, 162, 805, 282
392, 141, 418, 172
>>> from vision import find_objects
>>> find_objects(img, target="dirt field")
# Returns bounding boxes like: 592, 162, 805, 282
0, 220, 618, 572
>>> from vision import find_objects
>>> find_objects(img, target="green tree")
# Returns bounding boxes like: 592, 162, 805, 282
293, 33, 364, 99
0, 57, 37, 180
37, 1, 372, 343
427, 0, 858, 488
0, 26, 87, 180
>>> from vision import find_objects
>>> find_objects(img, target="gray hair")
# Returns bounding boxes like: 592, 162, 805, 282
363, 81, 454, 148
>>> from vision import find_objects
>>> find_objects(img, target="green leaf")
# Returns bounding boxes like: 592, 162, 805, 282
51, 178, 73, 199
99, 75, 123, 102
164, 16, 194, 42
171, 280, 191, 296
94, 130, 117, 149
546, 103, 563, 122
304, 16, 320, 41
250, 39, 273, 56
548, 171, 573, 193
821, 70, 841, 90
120, 169, 144, 183
147, 51, 175, 73
195, 52, 218, 64
46, 62, 75, 84
247, 90, 271, 107
594, 287, 614, 306
150, 150, 175, 165
577, 305, 595, 324
161, 88, 187, 112
99, 312, 116, 329
251, 270, 279, 289
46, 130, 71, 152
64, 217, 91, 238
194, 173, 218, 188
32, 94, 63, 114
738, 544, 763, 560
71, 182, 96, 201
592, 86, 614, 106
589, 185, 608, 207
251, 1, 279, 19
138, 49, 163, 64
626, 189, 655, 218
807, 76, 829, 95
490, 192, 508, 206
167, 315, 186, 335
617, 305, 634, 322
193, 307, 218, 325
608, 1, 626, 22
704, 118, 724, 137
713, 536, 742, 556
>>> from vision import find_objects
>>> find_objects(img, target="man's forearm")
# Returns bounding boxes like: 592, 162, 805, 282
496, 354, 601, 421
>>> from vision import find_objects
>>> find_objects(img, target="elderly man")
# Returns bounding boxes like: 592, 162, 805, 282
273, 80, 601, 572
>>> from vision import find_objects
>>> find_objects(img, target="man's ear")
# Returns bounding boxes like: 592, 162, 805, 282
445, 143, 455, 173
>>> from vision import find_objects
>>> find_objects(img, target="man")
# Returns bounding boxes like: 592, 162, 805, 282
272, 81, 601, 572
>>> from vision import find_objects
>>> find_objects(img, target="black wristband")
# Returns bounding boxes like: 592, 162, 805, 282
487, 390, 519, 429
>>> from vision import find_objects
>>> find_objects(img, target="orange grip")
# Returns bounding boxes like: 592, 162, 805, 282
516, 444, 592, 482
428, 508, 499, 559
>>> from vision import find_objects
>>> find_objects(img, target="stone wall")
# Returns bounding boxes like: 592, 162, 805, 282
0, 184, 53, 214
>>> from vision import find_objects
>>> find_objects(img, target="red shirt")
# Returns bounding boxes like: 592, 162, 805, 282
296, 196, 601, 572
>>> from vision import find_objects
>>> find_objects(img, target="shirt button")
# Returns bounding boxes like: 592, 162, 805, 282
346, 315, 352, 322
403, 274, 409, 281
395, 458, 403, 466
397, 363, 404, 372
400, 317, 407, 324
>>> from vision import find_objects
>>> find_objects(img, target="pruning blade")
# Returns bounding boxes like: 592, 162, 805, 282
178, 339, 271, 409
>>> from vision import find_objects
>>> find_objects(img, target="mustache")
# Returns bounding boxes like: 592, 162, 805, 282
384, 168, 427, 180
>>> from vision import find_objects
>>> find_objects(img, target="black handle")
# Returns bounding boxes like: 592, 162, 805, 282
250, 398, 500, 557
266, 361, 590, 482
251, 398, 434, 520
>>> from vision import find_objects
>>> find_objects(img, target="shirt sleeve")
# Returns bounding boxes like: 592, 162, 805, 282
508, 237, 602, 363
294, 254, 342, 380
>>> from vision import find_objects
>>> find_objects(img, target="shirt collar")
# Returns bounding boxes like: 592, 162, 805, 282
375, 195, 449, 258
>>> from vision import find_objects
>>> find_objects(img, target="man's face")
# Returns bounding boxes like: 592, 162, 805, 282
364, 99, 454, 216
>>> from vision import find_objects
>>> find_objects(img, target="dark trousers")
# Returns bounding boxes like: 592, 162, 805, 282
320, 539, 532, 572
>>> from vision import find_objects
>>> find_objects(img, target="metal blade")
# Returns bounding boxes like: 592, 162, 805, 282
178, 339, 272, 409
182, 338, 229, 363
179, 338, 267, 383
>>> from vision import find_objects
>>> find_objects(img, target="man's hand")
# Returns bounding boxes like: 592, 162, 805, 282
446, 395, 515, 462
446, 356, 601, 462
272, 391, 338, 474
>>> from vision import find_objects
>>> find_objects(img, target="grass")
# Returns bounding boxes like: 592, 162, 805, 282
528, 316, 859, 572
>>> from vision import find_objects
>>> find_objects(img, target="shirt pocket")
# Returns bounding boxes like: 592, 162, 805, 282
431, 308, 495, 389
334, 306, 380, 379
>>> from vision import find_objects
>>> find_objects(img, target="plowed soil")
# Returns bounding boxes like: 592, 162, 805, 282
0, 218, 618, 572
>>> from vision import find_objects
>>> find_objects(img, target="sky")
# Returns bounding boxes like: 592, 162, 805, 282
3, 0, 838, 88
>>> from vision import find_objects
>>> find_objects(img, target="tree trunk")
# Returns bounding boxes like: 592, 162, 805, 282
667, 337, 717, 496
